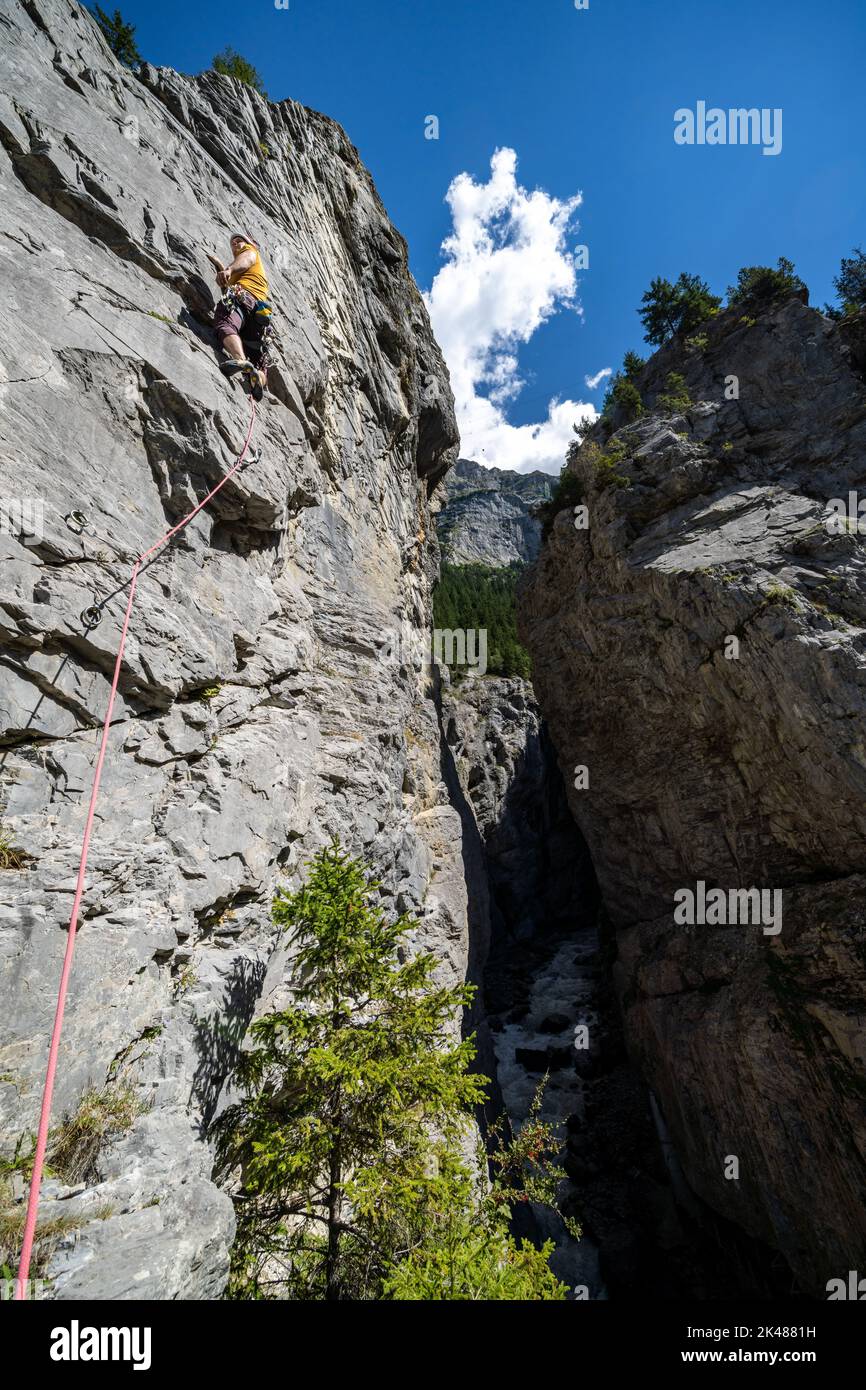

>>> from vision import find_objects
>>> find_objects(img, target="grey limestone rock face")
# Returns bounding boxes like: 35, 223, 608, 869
436, 458, 552, 567
521, 295, 866, 1294
0, 0, 467, 1298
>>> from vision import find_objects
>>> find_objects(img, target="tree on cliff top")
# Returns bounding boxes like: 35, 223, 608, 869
92, 6, 142, 68
727, 256, 808, 312
638, 273, 722, 346
827, 247, 866, 318
212, 48, 267, 96
216, 843, 573, 1300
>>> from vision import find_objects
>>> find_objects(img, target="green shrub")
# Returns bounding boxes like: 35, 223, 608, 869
727, 257, 807, 312
212, 48, 267, 96
1, 1191, 80, 1281
0, 827, 30, 870
1, 1133, 115, 1278
173, 964, 197, 997
602, 375, 643, 422
577, 440, 629, 490
761, 580, 799, 610
656, 372, 693, 413
593, 439, 630, 489
50, 1084, 145, 1185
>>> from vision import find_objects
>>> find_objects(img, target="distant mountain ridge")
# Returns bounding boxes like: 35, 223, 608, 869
436, 458, 554, 567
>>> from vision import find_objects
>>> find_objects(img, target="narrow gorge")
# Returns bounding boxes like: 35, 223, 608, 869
437, 464, 804, 1299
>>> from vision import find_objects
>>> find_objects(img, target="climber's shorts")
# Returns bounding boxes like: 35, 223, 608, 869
213, 297, 245, 343
214, 289, 273, 375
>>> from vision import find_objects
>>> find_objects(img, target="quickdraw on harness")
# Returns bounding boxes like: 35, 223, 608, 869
220, 283, 273, 322
221, 284, 275, 373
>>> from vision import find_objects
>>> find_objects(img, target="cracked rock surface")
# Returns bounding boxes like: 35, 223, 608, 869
521, 296, 866, 1295
436, 458, 553, 567
0, 0, 464, 1298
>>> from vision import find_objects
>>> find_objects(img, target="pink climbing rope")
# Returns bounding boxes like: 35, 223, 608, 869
14, 397, 258, 1299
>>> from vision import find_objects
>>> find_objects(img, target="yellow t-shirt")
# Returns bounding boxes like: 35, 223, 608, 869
230, 243, 270, 303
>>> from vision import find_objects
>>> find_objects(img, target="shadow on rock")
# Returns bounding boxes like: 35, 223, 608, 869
190, 954, 266, 1131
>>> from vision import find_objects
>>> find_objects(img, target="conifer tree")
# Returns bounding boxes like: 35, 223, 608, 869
828, 247, 866, 317
385, 1084, 576, 1300
92, 6, 141, 67
219, 844, 482, 1298
639, 273, 721, 345
726, 256, 807, 311
212, 48, 267, 96
218, 844, 575, 1300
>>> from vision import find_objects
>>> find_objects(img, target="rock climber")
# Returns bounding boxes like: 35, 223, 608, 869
208, 233, 274, 401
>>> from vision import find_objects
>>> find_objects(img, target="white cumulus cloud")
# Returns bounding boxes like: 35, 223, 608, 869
424, 148, 597, 474
585, 366, 613, 390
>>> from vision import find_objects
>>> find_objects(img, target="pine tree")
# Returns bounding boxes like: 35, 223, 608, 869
385, 1083, 578, 1300
92, 6, 141, 68
602, 373, 643, 422
382, 1156, 567, 1300
726, 257, 808, 312
217, 845, 577, 1300
212, 48, 267, 96
829, 247, 866, 317
638, 273, 721, 346
622, 350, 646, 382
217, 844, 484, 1299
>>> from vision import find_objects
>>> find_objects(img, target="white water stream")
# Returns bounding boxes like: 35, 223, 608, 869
491, 926, 607, 1298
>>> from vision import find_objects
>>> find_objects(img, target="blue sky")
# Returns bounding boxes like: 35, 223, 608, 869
115, 0, 865, 470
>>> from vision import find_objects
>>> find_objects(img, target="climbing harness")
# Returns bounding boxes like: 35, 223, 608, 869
218, 284, 275, 399
220, 284, 266, 316
13, 397, 258, 1300
221, 283, 273, 326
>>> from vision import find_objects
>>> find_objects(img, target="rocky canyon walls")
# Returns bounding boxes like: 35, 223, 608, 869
3, 0, 863, 1309
437, 458, 552, 567
521, 295, 866, 1295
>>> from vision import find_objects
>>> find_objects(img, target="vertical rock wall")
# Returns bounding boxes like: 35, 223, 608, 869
521, 297, 866, 1295
0, 0, 469, 1298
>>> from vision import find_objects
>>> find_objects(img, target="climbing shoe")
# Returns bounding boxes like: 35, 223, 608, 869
240, 361, 264, 401
220, 358, 254, 378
